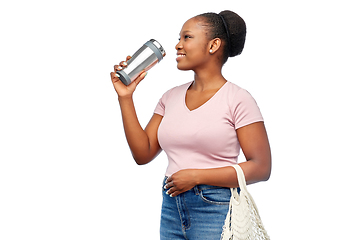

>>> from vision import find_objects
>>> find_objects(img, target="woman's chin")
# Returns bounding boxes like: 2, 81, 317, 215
176, 63, 191, 71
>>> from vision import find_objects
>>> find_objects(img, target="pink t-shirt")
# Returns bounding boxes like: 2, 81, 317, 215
154, 81, 263, 176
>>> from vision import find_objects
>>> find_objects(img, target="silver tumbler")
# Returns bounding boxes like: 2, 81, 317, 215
116, 39, 166, 85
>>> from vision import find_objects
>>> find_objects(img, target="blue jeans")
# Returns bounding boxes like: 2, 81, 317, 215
160, 177, 231, 240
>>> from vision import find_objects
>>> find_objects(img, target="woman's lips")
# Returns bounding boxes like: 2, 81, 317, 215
176, 53, 186, 61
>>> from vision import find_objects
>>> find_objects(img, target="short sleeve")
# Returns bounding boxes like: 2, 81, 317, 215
231, 89, 264, 129
154, 88, 174, 116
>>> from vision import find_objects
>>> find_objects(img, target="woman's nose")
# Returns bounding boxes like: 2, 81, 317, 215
175, 40, 182, 50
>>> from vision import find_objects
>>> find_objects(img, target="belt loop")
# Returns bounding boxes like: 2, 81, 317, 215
194, 185, 199, 195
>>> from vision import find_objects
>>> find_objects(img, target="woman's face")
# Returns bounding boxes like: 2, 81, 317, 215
175, 17, 211, 71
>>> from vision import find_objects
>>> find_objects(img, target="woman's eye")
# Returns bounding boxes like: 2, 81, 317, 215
178, 35, 191, 41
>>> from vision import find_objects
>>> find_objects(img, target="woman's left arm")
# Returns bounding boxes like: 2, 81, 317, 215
234, 121, 272, 183
165, 122, 271, 197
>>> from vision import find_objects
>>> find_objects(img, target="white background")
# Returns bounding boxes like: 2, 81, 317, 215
1, 0, 339, 239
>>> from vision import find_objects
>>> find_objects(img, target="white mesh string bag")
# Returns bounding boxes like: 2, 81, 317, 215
221, 165, 270, 240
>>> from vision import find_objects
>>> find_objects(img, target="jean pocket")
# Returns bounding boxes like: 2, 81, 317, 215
199, 187, 231, 205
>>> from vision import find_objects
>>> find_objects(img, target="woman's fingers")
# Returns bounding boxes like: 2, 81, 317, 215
119, 61, 128, 68
165, 185, 180, 197
164, 176, 178, 197
111, 55, 148, 94
113, 64, 123, 72
110, 72, 120, 84
113, 55, 131, 72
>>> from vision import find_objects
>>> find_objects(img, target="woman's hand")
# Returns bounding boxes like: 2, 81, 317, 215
110, 55, 147, 98
164, 169, 199, 197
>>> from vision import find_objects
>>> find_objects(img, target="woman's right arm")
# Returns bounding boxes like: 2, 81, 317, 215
110, 57, 163, 165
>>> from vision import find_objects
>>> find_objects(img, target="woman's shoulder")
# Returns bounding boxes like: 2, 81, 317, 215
224, 81, 261, 113
224, 81, 256, 100
224, 81, 244, 93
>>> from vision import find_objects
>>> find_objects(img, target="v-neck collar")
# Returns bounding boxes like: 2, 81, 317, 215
184, 81, 229, 112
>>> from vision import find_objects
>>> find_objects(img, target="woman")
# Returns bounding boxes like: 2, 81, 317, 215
111, 10, 271, 240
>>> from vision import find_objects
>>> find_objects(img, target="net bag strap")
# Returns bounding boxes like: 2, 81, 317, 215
232, 165, 247, 192
231, 164, 261, 217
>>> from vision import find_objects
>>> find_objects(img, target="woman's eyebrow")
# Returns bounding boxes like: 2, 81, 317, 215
179, 30, 193, 35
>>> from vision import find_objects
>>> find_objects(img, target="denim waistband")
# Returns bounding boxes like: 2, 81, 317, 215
163, 176, 229, 195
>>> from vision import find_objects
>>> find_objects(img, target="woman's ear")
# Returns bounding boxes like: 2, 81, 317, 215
208, 38, 222, 54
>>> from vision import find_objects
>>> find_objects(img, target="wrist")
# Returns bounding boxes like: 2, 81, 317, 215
193, 169, 203, 186
118, 94, 133, 102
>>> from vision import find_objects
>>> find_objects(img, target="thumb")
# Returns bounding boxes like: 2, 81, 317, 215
133, 71, 148, 86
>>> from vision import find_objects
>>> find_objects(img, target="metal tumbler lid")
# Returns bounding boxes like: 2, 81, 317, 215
145, 39, 166, 61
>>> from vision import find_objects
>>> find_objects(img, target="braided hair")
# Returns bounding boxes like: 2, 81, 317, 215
196, 10, 246, 64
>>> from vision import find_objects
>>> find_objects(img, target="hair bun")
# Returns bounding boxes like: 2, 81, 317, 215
219, 10, 246, 58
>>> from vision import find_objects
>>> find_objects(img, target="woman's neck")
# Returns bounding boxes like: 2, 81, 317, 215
192, 70, 227, 92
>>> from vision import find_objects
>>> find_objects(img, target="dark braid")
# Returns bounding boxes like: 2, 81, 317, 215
196, 10, 246, 64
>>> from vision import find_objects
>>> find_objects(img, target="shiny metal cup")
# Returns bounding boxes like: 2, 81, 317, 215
116, 39, 166, 85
